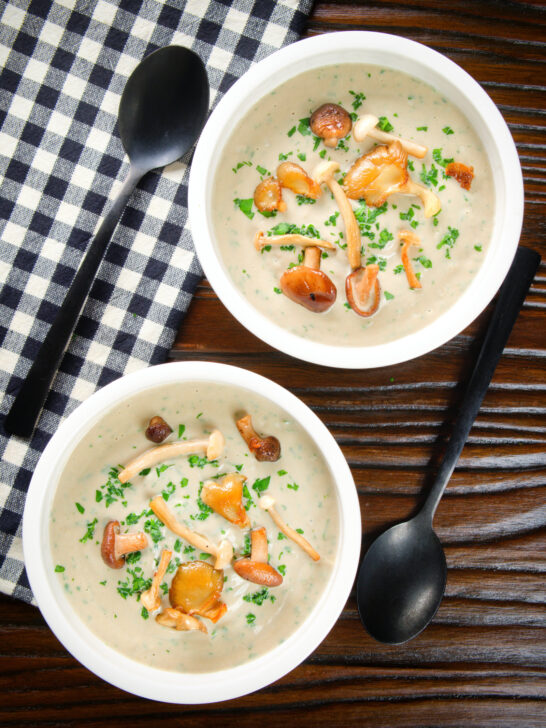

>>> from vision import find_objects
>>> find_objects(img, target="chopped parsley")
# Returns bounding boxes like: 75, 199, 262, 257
191, 484, 214, 521
325, 211, 339, 227
233, 197, 254, 220
139, 468, 151, 477
278, 565, 286, 576
414, 255, 432, 269
377, 116, 393, 132
188, 454, 219, 469
243, 588, 276, 606
125, 551, 141, 565
474, 245, 482, 252
437, 226, 460, 259
141, 607, 149, 620
393, 264, 405, 274
232, 160, 252, 173
246, 613, 256, 625
54, 565, 65, 573
297, 152, 306, 162
96, 466, 131, 507
79, 518, 98, 543
178, 424, 186, 439
180, 477, 188, 488
161, 481, 176, 501
419, 163, 439, 187
241, 533, 251, 557
117, 567, 152, 600
268, 222, 321, 239
416, 126, 428, 131
369, 228, 393, 249
366, 255, 387, 271
144, 517, 164, 543
273, 287, 282, 295
243, 483, 255, 510
432, 148, 454, 169
384, 291, 395, 300
297, 117, 311, 136
287, 126, 296, 137
278, 531, 287, 540
252, 475, 270, 495
277, 469, 287, 476
173, 538, 182, 552
256, 164, 269, 177
287, 482, 299, 491
442, 126, 455, 135
296, 194, 316, 205
156, 463, 172, 478
75, 502, 85, 514
278, 151, 292, 161
349, 90, 365, 110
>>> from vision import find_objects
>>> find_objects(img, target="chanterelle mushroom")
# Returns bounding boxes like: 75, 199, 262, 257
277, 161, 321, 199
169, 561, 227, 623
445, 161, 474, 190
345, 263, 381, 317
145, 415, 172, 443
254, 176, 286, 212
236, 414, 281, 462
234, 526, 283, 587
280, 245, 337, 313
353, 114, 427, 158
156, 607, 207, 634
310, 103, 352, 147
254, 231, 336, 252
101, 521, 148, 569
259, 495, 320, 562
118, 429, 225, 484
140, 548, 172, 612
201, 472, 250, 528
150, 495, 233, 569
314, 160, 361, 270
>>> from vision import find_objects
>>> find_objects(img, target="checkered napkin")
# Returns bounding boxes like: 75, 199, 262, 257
0, 0, 313, 603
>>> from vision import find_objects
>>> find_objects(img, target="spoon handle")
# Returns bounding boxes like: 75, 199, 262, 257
421, 246, 541, 521
4, 165, 144, 438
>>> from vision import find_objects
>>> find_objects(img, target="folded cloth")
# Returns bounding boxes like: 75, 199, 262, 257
0, 0, 314, 602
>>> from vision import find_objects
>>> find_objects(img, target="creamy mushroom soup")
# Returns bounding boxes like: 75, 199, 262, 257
213, 64, 494, 345
50, 382, 339, 672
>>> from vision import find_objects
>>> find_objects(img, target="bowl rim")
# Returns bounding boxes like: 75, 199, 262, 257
23, 361, 360, 703
188, 30, 524, 368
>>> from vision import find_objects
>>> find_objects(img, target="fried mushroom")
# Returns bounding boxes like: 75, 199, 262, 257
100, 521, 148, 569
236, 414, 281, 462
169, 560, 227, 623
259, 495, 320, 561
310, 103, 352, 147
233, 527, 283, 587
201, 472, 250, 528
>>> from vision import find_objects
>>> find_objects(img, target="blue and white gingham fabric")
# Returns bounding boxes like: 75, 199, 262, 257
0, 0, 313, 603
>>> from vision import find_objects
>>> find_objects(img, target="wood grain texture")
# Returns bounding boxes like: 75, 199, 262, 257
2, 1, 544, 726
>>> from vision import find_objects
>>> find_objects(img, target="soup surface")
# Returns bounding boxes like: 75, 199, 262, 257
50, 382, 339, 672
213, 64, 494, 346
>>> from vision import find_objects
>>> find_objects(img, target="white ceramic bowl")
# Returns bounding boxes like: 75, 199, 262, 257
189, 31, 523, 368
23, 362, 360, 703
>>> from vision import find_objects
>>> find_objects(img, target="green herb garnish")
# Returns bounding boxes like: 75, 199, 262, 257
233, 197, 254, 220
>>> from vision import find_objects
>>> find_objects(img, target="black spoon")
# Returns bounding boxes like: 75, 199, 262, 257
5, 46, 209, 438
357, 246, 541, 644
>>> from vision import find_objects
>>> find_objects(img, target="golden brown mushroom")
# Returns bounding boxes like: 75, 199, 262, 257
145, 415, 172, 443
118, 429, 225, 484
310, 103, 352, 147
345, 263, 381, 317
233, 527, 283, 587
353, 114, 427, 158
201, 472, 250, 528
254, 176, 286, 212
169, 560, 227, 623
277, 161, 321, 199
280, 245, 337, 313
445, 161, 474, 190
253, 231, 336, 252
140, 548, 172, 612
156, 607, 208, 633
259, 495, 320, 562
399, 229, 422, 290
149, 495, 233, 569
100, 521, 148, 569
343, 140, 409, 207
314, 160, 362, 270
236, 414, 281, 462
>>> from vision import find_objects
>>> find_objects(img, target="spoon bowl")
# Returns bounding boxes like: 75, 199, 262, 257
357, 516, 446, 644
118, 45, 209, 171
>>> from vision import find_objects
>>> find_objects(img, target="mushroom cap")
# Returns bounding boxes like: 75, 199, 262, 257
254, 176, 286, 212
101, 520, 124, 569
343, 141, 409, 205
250, 435, 281, 462
345, 265, 381, 317
169, 561, 226, 621
206, 429, 225, 461
314, 160, 340, 186
201, 473, 250, 528
233, 558, 283, 587
352, 113, 380, 141
145, 415, 172, 443
310, 103, 352, 146
280, 266, 337, 313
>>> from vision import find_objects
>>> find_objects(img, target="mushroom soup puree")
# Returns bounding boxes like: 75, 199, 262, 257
50, 382, 339, 672
213, 64, 494, 345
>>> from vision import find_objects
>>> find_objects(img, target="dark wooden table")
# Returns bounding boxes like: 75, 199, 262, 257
2, 2, 545, 725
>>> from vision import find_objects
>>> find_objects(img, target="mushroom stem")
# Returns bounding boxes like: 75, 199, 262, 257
399, 229, 422, 290
314, 161, 361, 270
250, 527, 269, 563
353, 114, 428, 158
304, 246, 321, 270
140, 548, 172, 612
400, 179, 441, 218
149, 495, 233, 569
118, 430, 225, 484
259, 495, 320, 561
236, 414, 281, 462
254, 231, 336, 252
101, 521, 149, 569
156, 607, 207, 633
